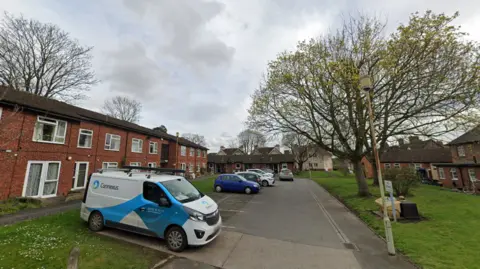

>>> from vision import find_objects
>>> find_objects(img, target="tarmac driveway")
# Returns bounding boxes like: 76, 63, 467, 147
100, 179, 416, 269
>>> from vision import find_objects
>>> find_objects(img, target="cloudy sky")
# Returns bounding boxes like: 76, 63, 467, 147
1, 0, 479, 151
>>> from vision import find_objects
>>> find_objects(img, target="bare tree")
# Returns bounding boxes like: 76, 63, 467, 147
153, 125, 167, 133
282, 133, 319, 171
237, 129, 266, 154
227, 138, 238, 148
0, 13, 97, 103
248, 11, 480, 196
182, 133, 207, 146
102, 96, 142, 123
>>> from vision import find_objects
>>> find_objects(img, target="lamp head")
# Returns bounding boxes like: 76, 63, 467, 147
359, 76, 373, 92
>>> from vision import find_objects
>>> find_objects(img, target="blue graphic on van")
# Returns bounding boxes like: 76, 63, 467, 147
93, 180, 100, 189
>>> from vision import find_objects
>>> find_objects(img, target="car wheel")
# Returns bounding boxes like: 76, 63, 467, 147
245, 187, 252, 194
166, 226, 188, 252
215, 185, 222, 192
88, 211, 104, 232
262, 180, 269, 187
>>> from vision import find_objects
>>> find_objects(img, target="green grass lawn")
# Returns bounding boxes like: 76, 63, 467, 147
0, 198, 42, 216
297, 170, 350, 178
312, 175, 480, 269
191, 175, 217, 193
0, 210, 168, 269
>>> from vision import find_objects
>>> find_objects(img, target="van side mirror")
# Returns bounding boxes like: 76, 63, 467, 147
158, 197, 170, 207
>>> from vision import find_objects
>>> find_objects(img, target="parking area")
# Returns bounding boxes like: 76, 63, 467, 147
100, 179, 416, 269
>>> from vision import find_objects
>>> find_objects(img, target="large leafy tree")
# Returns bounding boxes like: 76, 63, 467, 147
248, 11, 480, 196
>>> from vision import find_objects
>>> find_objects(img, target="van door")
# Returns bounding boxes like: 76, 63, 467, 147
135, 181, 174, 237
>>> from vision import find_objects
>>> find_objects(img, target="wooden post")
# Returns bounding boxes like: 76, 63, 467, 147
67, 247, 80, 269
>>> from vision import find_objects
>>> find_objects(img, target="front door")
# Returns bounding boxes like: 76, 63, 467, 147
24, 161, 61, 198
73, 162, 89, 190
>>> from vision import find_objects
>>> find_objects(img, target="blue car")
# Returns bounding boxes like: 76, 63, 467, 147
214, 174, 260, 194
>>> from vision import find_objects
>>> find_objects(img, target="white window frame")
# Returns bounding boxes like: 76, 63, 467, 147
451, 168, 458, 180
181, 146, 186, 156
102, 162, 118, 169
77, 129, 93, 148
235, 163, 241, 169
149, 141, 158, 154
72, 161, 89, 190
0, 107, 3, 119
131, 138, 143, 153
197, 164, 200, 172
384, 163, 391, 169
130, 162, 141, 167
414, 163, 421, 169
394, 163, 400, 168
438, 168, 445, 179
189, 148, 194, 157
148, 162, 157, 168
22, 161, 61, 198
197, 149, 201, 157
468, 168, 477, 182
104, 133, 121, 151
32, 116, 67, 144
181, 163, 186, 170
457, 146, 466, 157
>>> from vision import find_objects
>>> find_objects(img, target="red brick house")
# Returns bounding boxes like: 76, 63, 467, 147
0, 87, 207, 200
207, 146, 294, 173
434, 126, 480, 192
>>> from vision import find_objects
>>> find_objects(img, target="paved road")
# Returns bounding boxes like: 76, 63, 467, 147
101, 178, 417, 269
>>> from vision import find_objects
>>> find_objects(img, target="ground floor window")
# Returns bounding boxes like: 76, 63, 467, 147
468, 169, 477, 181
102, 162, 118, 169
148, 162, 157, 168
197, 165, 200, 172
438, 168, 445, 179
72, 162, 89, 190
130, 162, 141, 166
24, 161, 61, 198
394, 163, 400, 168
384, 163, 391, 169
451, 168, 458, 180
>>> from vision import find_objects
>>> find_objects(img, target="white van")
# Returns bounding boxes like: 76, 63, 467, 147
81, 168, 221, 252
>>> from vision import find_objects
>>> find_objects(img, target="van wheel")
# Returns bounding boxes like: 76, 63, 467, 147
245, 187, 252, 194
88, 211, 104, 232
262, 180, 269, 187
215, 185, 222, 192
166, 226, 187, 252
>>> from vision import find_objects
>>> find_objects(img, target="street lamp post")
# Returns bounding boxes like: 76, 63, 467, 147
360, 76, 396, 256
175, 132, 179, 170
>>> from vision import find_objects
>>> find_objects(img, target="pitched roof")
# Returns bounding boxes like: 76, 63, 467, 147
221, 148, 243, 155
397, 139, 444, 150
208, 153, 294, 164
380, 148, 452, 163
255, 147, 274, 154
0, 87, 208, 150
449, 126, 480, 145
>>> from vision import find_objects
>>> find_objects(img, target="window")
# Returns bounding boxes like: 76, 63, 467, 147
189, 148, 194, 156
24, 161, 61, 197
394, 163, 400, 168
468, 169, 477, 181
72, 162, 89, 190
0, 107, 3, 119
203, 151, 207, 157
313, 163, 318, 167
149, 141, 158, 154
181, 163, 186, 170
33, 116, 67, 144
132, 138, 143, 153
438, 168, 445, 179
189, 163, 194, 172
77, 129, 93, 148
236, 163, 241, 169
384, 163, 391, 169
457, 146, 465, 157
143, 182, 166, 204
451, 168, 458, 180
105, 134, 121, 151
148, 162, 157, 168
414, 163, 421, 169
197, 164, 200, 172
181, 146, 186, 156
102, 162, 118, 169
130, 162, 141, 166
197, 149, 201, 157
203, 163, 206, 168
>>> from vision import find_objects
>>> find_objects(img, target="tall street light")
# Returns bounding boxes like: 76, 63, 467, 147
175, 132, 179, 170
360, 75, 396, 256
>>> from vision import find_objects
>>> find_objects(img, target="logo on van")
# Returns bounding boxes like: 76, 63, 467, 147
93, 180, 100, 189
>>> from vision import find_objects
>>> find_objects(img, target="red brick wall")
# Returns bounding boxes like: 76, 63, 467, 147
451, 143, 480, 164
167, 141, 207, 172
361, 157, 374, 178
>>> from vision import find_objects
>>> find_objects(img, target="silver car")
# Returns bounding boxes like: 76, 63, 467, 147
279, 168, 294, 181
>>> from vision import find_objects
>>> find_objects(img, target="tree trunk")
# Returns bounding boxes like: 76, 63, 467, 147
297, 161, 304, 171
354, 160, 370, 197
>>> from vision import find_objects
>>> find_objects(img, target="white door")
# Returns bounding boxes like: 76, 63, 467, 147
73, 162, 89, 190
23, 161, 61, 198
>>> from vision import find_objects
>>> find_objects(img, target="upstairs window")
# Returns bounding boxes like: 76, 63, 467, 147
189, 148, 194, 156
105, 134, 121, 151
132, 138, 143, 153
78, 129, 93, 148
457, 146, 465, 157
197, 149, 201, 157
149, 141, 158, 154
33, 116, 67, 144
181, 146, 186, 156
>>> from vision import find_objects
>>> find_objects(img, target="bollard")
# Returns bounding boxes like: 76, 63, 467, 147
67, 247, 80, 269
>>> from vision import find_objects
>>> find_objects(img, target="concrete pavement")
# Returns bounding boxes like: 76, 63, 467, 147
99, 178, 417, 269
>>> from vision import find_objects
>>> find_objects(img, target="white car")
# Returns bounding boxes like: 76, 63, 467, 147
246, 169, 274, 178
236, 171, 275, 187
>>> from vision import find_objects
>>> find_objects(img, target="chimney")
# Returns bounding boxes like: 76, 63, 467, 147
409, 136, 419, 143
398, 139, 404, 145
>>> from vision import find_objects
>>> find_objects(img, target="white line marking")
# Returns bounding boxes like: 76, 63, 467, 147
220, 209, 245, 213
216, 194, 232, 204
151, 255, 174, 269
221, 225, 236, 229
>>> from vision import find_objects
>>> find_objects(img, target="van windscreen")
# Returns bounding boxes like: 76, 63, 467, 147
161, 178, 203, 203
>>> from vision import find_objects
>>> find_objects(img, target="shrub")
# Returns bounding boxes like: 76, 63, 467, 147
383, 167, 421, 196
